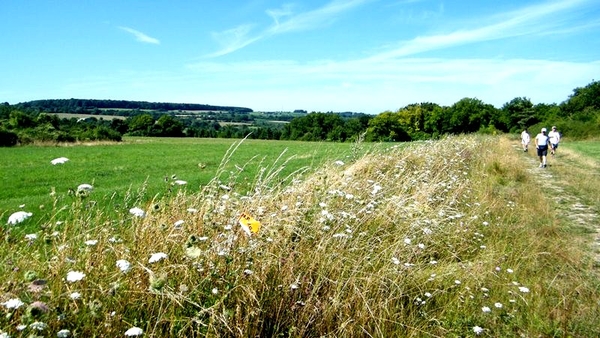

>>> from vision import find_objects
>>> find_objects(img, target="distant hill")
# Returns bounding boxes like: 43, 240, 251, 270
15, 98, 253, 113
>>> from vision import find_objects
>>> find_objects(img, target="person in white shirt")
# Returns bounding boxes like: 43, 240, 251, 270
548, 126, 561, 157
521, 128, 530, 152
535, 127, 551, 168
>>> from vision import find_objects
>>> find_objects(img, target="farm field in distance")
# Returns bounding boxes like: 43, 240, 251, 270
0, 137, 369, 229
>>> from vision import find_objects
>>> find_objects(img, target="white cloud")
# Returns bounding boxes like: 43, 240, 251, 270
208, 0, 371, 57
119, 26, 160, 44
367, 0, 595, 60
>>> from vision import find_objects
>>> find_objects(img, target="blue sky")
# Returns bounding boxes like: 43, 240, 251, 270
1, 0, 599, 114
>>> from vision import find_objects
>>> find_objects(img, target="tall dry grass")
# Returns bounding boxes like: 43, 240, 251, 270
1, 135, 599, 337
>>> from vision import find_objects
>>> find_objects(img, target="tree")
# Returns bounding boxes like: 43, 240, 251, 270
366, 111, 410, 142
155, 115, 184, 137
499, 97, 535, 132
561, 80, 600, 117
126, 114, 155, 136
447, 98, 497, 134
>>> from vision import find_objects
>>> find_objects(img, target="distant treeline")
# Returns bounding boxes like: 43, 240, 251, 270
1, 80, 598, 146
16, 99, 253, 114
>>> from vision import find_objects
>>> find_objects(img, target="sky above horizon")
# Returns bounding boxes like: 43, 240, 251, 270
1, 0, 599, 114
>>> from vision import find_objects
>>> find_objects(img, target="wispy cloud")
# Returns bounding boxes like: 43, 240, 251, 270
119, 26, 160, 44
208, 0, 371, 57
367, 0, 593, 60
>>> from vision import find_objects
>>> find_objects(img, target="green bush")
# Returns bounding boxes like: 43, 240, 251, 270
0, 128, 18, 146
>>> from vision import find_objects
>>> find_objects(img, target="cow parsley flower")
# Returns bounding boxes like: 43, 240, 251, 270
116, 259, 131, 273
57, 329, 71, 337
129, 207, 146, 218
2, 298, 24, 309
66, 271, 85, 283
124, 327, 143, 336
30, 321, 47, 331
149, 252, 167, 263
518, 286, 530, 293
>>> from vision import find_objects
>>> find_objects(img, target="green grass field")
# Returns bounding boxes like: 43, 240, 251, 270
561, 139, 600, 160
0, 137, 369, 229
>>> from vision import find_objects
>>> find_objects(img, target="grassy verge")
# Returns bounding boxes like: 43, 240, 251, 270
555, 140, 600, 208
1, 135, 599, 337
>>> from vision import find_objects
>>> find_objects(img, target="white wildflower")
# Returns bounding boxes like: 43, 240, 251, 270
25, 233, 38, 241
2, 298, 24, 309
69, 292, 81, 300
149, 252, 167, 263
66, 271, 85, 283
124, 327, 143, 336
57, 329, 71, 337
129, 207, 146, 218
494, 302, 503, 308
518, 286, 530, 293
7, 211, 33, 225
84, 240, 98, 246
116, 259, 131, 273
30, 321, 47, 330
482, 306, 491, 313
473, 326, 484, 335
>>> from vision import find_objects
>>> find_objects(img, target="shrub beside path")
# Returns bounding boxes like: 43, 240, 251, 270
515, 143, 600, 267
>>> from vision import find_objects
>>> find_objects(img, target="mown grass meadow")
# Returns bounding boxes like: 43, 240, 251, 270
1, 135, 599, 337
0, 137, 368, 232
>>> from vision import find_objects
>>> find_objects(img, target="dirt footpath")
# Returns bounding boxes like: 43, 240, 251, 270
516, 144, 600, 266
